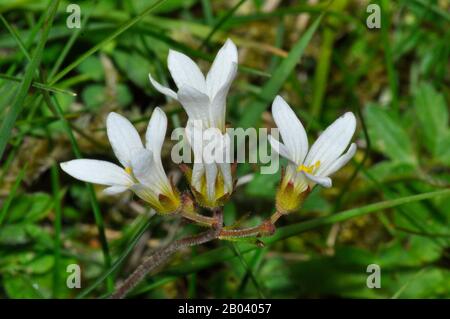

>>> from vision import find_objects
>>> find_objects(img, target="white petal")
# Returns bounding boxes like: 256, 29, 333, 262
204, 163, 217, 201
236, 174, 253, 187
131, 184, 159, 204
178, 85, 211, 125
284, 164, 308, 192
148, 73, 178, 100
185, 120, 205, 162
305, 112, 356, 169
272, 96, 309, 164
168, 49, 206, 92
268, 135, 295, 164
209, 62, 237, 131
131, 149, 170, 195
320, 143, 357, 177
145, 107, 167, 159
206, 39, 238, 98
130, 149, 154, 185
218, 163, 233, 193
212, 131, 231, 164
106, 112, 144, 168
103, 185, 128, 195
191, 162, 204, 191
303, 172, 332, 188
60, 159, 132, 186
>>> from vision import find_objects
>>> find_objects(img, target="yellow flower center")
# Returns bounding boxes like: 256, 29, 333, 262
297, 161, 321, 174
125, 167, 133, 175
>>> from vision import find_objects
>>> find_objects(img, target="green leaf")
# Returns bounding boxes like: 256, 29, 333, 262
24, 255, 54, 275
0, 224, 29, 245
245, 171, 280, 199
81, 85, 105, 109
7, 193, 53, 224
3, 274, 47, 298
131, 0, 197, 14
365, 104, 416, 164
413, 82, 448, 155
239, 14, 323, 128
436, 132, 450, 165
365, 161, 416, 182
113, 50, 153, 90
0, 0, 60, 159
77, 56, 104, 81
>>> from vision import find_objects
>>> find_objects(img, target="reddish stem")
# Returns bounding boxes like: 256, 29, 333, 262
109, 209, 223, 299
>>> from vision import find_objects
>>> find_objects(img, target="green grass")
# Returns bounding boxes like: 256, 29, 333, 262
0, 0, 59, 159
239, 13, 323, 128
0, 0, 449, 299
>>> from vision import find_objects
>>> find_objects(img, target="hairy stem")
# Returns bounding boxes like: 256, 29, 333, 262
219, 220, 276, 239
219, 211, 284, 240
109, 208, 223, 299
180, 211, 218, 227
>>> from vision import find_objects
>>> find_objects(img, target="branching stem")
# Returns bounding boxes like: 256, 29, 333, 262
109, 208, 223, 299
180, 211, 218, 227
109, 208, 286, 298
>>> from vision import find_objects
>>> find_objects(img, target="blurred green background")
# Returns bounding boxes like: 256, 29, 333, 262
0, 0, 449, 298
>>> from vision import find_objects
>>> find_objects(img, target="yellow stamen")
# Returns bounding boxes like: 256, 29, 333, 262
125, 167, 133, 175
297, 160, 321, 174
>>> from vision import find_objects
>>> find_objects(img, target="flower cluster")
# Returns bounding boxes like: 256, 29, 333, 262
268, 96, 357, 213
61, 39, 357, 235
148, 40, 237, 208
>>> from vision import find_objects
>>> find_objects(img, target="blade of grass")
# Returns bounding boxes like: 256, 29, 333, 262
0, 7, 47, 78
0, 73, 76, 96
228, 243, 266, 298
411, 0, 450, 22
309, 0, 348, 119
268, 21, 285, 73
239, 13, 323, 128
48, 0, 98, 80
223, 4, 359, 29
187, 246, 197, 298
329, 48, 373, 214
0, 14, 32, 61
40, 86, 114, 292
379, 0, 399, 113
125, 25, 272, 78
76, 214, 153, 299
0, 164, 28, 226
49, 0, 168, 85
391, 267, 428, 299
51, 164, 63, 298
0, 12, 114, 292
165, 189, 450, 275
201, 0, 214, 25
236, 247, 267, 298
0, 95, 43, 185
309, 26, 333, 119
200, 0, 247, 49
106, 188, 450, 295
0, 0, 60, 160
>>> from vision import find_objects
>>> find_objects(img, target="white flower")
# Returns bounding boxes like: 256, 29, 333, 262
148, 39, 238, 132
149, 39, 237, 208
184, 120, 233, 208
269, 95, 357, 202
60, 108, 180, 213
